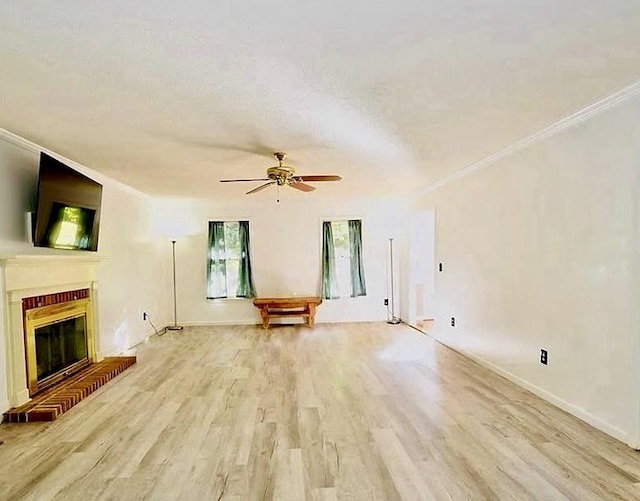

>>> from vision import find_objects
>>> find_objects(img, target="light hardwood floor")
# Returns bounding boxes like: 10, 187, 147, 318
1, 323, 639, 500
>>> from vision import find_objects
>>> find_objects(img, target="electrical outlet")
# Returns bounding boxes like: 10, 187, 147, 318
540, 349, 548, 365
450, 317, 455, 327
384, 298, 389, 306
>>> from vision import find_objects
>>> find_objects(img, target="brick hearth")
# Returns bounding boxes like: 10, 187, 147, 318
3, 357, 136, 423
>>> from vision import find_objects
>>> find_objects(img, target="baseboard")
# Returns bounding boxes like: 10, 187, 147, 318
627, 438, 640, 451
182, 320, 259, 327
149, 325, 167, 337
181, 318, 387, 327
429, 332, 631, 446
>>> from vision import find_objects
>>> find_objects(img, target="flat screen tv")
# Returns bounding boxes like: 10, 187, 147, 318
33, 153, 103, 251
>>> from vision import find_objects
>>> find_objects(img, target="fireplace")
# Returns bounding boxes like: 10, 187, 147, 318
23, 290, 95, 395
0, 256, 102, 410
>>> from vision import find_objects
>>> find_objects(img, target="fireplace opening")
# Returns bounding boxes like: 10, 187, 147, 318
35, 314, 89, 388
23, 291, 95, 396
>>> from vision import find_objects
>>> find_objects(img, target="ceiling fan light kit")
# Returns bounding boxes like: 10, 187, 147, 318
220, 152, 342, 201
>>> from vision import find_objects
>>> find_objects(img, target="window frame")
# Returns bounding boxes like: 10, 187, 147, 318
319, 216, 366, 300
206, 217, 255, 301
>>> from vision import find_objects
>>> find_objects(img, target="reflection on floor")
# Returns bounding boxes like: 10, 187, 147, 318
415, 318, 435, 333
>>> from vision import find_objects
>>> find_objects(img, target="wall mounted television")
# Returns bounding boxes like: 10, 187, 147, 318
33, 153, 103, 252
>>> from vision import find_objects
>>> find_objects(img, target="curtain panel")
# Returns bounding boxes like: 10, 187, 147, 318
206, 221, 227, 299
321, 221, 339, 299
236, 220, 257, 298
348, 219, 366, 297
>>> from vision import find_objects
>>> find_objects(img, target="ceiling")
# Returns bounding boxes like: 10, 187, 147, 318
1, 1, 640, 201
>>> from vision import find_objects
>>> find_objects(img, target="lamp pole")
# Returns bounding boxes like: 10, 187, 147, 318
167, 239, 184, 331
387, 237, 401, 325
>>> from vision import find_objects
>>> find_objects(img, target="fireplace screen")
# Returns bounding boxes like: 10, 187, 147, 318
35, 315, 88, 383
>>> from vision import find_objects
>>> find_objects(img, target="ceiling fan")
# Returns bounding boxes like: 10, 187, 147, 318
220, 152, 342, 195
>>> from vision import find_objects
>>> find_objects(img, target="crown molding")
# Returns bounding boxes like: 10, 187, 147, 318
0, 127, 149, 199
0, 128, 40, 153
418, 79, 640, 195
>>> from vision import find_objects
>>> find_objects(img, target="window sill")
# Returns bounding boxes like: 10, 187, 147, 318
206, 297, 255, 302
324, 295, 367, 301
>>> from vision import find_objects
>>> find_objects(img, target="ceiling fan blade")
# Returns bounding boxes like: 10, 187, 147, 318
246, 182, 275, 194
297, 175, 342, 182
220, 178, 270, 183
290, 181, 316, 192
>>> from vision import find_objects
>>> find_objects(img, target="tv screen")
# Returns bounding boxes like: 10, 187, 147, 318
33, 153, 103, 251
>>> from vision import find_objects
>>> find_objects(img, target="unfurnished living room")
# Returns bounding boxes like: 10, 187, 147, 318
1, 1, 640, 500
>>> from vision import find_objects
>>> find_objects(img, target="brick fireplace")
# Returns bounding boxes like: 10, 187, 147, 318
0, 256, 102, 409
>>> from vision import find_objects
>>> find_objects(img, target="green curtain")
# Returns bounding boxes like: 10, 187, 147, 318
321, 221, 339, 299
348, 219, 366, 297
207, 221, 227, 299
236, 221, 257, 298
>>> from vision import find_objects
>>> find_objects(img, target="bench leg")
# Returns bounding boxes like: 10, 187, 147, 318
260, 308, 270, 329
308, 304, 316, 327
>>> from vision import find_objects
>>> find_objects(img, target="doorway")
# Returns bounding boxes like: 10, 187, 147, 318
406, 209, 436, 331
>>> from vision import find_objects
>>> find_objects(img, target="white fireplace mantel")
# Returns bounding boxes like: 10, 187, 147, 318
1, 255, 103, 409
1, 255, 102, 292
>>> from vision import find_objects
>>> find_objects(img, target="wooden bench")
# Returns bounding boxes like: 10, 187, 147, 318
252, 297, 322, 329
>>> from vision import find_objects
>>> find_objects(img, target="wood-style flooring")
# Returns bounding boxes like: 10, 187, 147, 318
1, 323, 639, 500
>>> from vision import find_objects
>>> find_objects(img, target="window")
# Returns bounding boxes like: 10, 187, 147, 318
207, 221, 257, 299
321, 219, 366, 299
44, 203, 95, 250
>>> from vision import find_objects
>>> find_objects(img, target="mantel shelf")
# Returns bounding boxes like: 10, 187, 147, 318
0, 255, 105, 267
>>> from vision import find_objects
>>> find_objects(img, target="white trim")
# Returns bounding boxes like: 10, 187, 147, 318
181, 318, 386, 327
206, 216, 253, 223
0, 127, 148, 198
319, 215, 365, 222
11, 389, 30, 408
182, 320, 260, 327
631, 317, 640, 449
0, 128, 39, 153
631, 208, 640, 449
0, 398, 10, 414
428, 332, 631, 446
417, 80, 640, 195
205, 297, 254, 303
131, 327, 168, 347
8, 281, 93, 304
0, 255, 103, 267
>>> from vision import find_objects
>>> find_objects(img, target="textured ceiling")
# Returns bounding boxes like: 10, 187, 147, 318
1, 1, 640, 201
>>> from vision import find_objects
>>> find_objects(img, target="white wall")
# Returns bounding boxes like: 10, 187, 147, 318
154, 195, 408, 326
412, 91, 640, 444
0, 134, 171, 411
95, 186, 172, 355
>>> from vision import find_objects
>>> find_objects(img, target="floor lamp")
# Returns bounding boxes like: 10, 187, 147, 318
387, 237, 401, 325
167, 239, 184, 331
